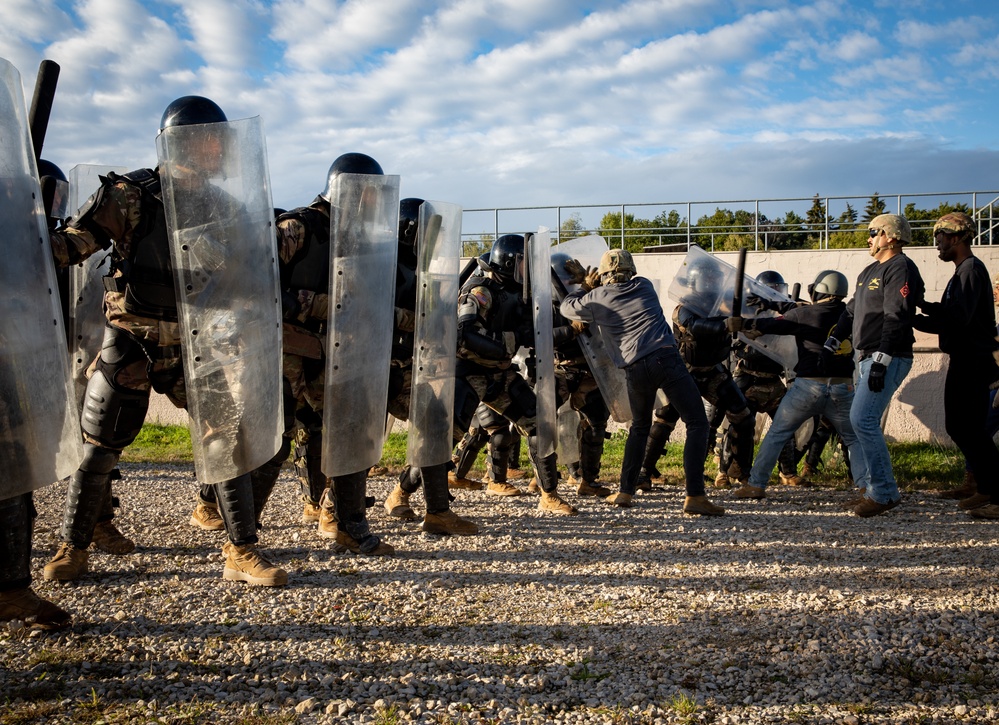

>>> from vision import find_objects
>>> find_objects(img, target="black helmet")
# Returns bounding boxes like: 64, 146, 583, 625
37, 158, 66, 183
321, 152, 383, 201
399, 197, 424, 247
489, 234, 525, 284
159, 95, 227, 132
756, 270, 788, 295
686, 258, 723, 295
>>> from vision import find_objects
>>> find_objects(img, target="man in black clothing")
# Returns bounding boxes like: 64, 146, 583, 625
913, 212, 999, 519
826, 213, 924, 517
726, 271, 870, 499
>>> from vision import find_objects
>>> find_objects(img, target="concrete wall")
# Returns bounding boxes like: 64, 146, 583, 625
146, 245, 999, 444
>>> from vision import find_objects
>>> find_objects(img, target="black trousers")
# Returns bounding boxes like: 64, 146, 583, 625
945, 353, 999, 503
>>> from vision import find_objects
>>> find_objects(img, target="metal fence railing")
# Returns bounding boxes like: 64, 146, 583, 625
460, 190, 999, 257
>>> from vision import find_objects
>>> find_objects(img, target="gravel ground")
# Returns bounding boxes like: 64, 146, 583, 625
3, 463, 999, 725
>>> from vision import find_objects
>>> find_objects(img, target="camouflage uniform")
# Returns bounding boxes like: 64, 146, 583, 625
638, 303, 754, 486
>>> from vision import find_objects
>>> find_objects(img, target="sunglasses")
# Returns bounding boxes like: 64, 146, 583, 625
868, 228, 883, 237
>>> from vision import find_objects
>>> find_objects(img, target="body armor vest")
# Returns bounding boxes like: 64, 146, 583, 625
283, 202, 331, 294
673, 305, 731, 369
106, 169, 177, 321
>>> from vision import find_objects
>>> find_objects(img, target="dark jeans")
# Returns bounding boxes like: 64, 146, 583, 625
621, 347, 709, 496
946, 354, 999, 503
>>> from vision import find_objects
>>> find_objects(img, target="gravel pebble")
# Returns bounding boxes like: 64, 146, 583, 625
3, 463, 998, 724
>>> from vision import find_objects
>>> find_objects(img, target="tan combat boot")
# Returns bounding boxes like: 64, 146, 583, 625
713, 471, 731, 489
605, 492, 633, 507
190, 500, 225, 531
221, 542, 288, 586
577, 480, 613, 497
507, 468, 527, 480
302, 498, 321, 524
683, 495, 725, 516
486, 479, 525, 496
447, 472, 485, 491
384, 485, 418, 520
91, 520, 135, 555
538, 490, 578, 515
0, 588, 71, 630
330, 527, 395, 556
527, 477, 540, 494
43, 543, 89, 581
778, 472, 806, 487
733, 484, 766, 499
422, 510, 479, 535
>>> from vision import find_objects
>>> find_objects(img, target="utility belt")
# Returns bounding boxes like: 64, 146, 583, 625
739, 367, 781, 380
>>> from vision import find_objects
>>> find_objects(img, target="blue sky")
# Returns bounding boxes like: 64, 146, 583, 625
3, 0, 998, 233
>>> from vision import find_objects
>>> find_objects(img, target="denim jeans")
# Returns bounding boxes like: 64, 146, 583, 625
747, 377, 869, 491
621, 347, 708, 496
849, 356, 913, 504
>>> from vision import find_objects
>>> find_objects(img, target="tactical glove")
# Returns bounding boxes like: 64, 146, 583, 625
563, 258, 588, 285
868, 362, 887, 393
582, 267, 602, 292
570, 319, 588, 335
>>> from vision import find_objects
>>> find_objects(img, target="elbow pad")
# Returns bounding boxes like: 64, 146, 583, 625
689, 318, 727, 339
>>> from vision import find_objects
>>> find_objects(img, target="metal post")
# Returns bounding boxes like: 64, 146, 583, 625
754, 199, 760, 251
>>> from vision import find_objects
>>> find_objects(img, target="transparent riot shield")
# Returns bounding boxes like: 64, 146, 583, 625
530, 228, 557, 458
0, 57, 83, 496
557, 401, 581, 464
552, 234, 632, 422
322, 173, 401, 477
407, 201, 461, 468
668, 245, 796, 370
156, 116, 283, 484
67, 165, 127, 405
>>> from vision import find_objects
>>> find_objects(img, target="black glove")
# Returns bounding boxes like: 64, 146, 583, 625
281, 289, 300, 317
868, 362, 886, 393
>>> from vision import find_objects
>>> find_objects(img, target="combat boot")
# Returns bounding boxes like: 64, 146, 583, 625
91, 520, 135, 555
302, 498, 321, 524
448, 472, 485, 490
422, 510, 479, 535
384, 485, 418, 520
939, 470, 977, 500
221, 542, 288, 586
190, 498, 225, 531
527, 476, 540, 494
635, 471, 656, 492
713, 471, 731, 489
779, 472, 807, 487
734, 484, 766, 499
605, 492, 633, 507
0, 588, 71, 630
43, 543, 89, 581
538, 490, 578, 515
486, 478, 526, 496
507, 467, 527, 480
330, 526, 395, 556
577, 480, 613, 497
683, 496, 725, 516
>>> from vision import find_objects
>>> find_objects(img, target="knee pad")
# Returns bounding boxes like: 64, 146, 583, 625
81, 368, 149, 450
79, 442, 122, 475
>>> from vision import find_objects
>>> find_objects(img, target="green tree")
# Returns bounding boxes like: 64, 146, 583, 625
863, 193, 886, 221
559, 213, 586, 241
805, 194, 831, 247
598, 211, 672, 253
837, 202, 858, 226
462, 234, 493, 258
904, 201, 972, 246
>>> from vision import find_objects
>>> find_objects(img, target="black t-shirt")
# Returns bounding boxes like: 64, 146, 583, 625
753, 299, 854, 378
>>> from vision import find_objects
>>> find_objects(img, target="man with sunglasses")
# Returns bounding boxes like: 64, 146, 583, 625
912, 212, 999, 519
825, 214, 924, 517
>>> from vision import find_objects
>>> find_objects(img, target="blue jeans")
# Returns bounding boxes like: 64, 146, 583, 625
621, 347, 709, 496
849, 356, 913, 504
748, 377, 869, 491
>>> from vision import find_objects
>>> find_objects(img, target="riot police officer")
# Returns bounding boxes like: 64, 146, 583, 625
45, 96, 287, 586
711, 270, 800, 487
638, 257, 756, 490
381, 198, 478, 534
446, 234, 577, 515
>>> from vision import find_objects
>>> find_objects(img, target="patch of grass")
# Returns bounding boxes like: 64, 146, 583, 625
120, 424, 193, 463
122, 424, 966, 490
665, 691, 699, 721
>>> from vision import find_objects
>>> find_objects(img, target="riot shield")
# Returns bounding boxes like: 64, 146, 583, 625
668, 245, 796, 370
407, 201, 461, 468
552, 234, 632, 422
67, 165, 127, 404
557, 401, 581, 464
0, 57, 83, 496
529, 228, 557, 458
322, 173, 401, 477
156, 116, 283, 484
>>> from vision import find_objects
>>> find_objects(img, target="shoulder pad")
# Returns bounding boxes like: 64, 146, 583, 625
112, 168, 161, 199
